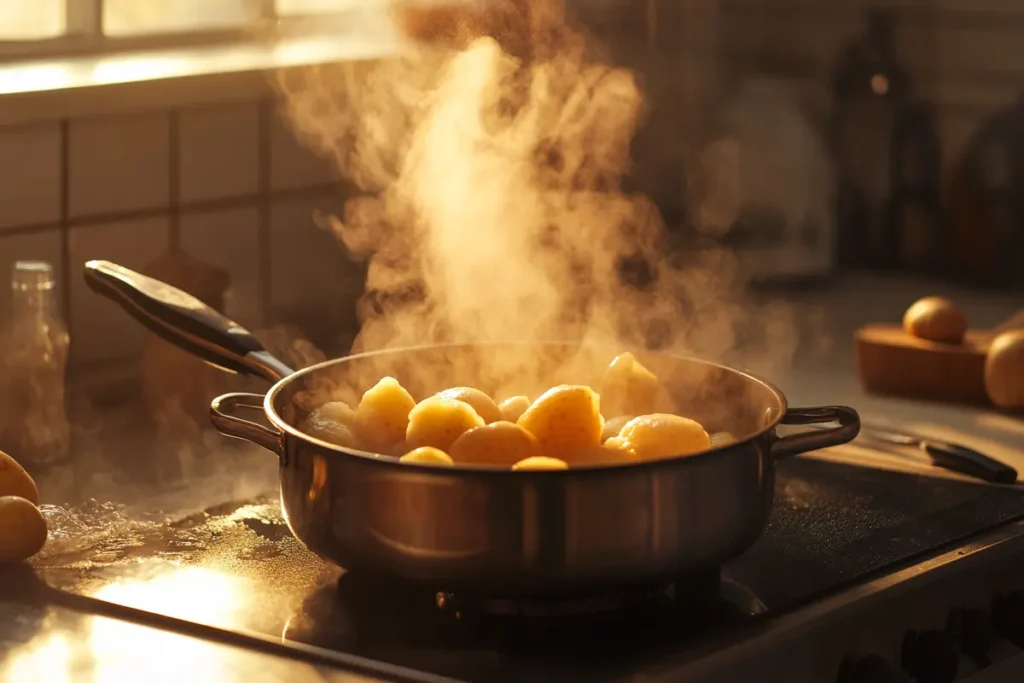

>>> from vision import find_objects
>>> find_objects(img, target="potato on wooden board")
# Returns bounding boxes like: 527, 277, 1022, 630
985, 330, 1024, 409
0, 496, 47, 563
903, 296, 967, 344
0, 450, 38, 505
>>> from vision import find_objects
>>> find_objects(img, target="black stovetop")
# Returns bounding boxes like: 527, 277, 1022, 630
15, 456, 1024, 683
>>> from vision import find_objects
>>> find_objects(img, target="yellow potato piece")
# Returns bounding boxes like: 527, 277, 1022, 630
497, 395, 530, 423
601, 414, 634, 443
600, 352, 661, 418
0, 496, 47, 563
0, 450, 38, 505
399, 447, 455, 466
406, 396, 486, 452
449, 421, 538, 466
512, 456, 569, 471
709, 431, 738, 449
301, 401, 360, 448
615, 413, 710, 461
436, 387, 503, 424
354, 377, 417, 453
573, 443, 635, 466
516, 385, 603, 461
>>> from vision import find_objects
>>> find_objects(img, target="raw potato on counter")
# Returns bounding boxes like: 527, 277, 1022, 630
299, 352, 740, 470
0, 450, 48, 563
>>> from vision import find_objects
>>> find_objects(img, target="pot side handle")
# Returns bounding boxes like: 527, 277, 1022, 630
772, 406, 861, 460
83, 260, 294, 383
211, 393, 284, 457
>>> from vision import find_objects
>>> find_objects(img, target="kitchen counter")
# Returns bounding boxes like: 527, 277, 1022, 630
1, 272, 1022, 681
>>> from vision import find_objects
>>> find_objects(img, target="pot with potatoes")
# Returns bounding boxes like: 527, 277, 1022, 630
84, 260, 859, 595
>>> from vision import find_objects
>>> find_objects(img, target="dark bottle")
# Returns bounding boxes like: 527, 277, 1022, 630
831, 9, 910, 269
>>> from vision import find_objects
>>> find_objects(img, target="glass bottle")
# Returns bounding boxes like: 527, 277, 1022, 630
0, 261, 71, 479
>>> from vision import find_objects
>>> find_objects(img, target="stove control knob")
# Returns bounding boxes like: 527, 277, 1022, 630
837, 654, 895, 683
948, 606, 996, 666
902, 629, 959, 683
992, 591, 1024, 648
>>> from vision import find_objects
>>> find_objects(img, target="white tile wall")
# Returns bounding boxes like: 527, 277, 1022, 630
178, 102, 260, 203
269, 194, 363, 326
0, 123, 61, 232
179, 204, 261, 327
0, 230, 63, 325
67, 217, 170, 365
68, 112, 171, 218
269, 107, 339, 192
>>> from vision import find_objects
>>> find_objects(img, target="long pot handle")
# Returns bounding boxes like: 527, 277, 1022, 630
83, 260, 294, 383
772, 406, 861, 460
211, 392, 283, 457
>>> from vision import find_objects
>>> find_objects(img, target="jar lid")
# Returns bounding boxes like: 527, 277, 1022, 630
12, 260, 55, 291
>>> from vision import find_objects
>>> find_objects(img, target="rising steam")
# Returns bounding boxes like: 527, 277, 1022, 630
276, 0, 797, 397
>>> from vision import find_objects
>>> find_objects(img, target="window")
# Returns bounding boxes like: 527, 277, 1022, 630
0, 3, 65, 40
104, 0, 260, 36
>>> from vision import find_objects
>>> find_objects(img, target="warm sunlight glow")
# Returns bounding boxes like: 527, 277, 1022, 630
1, 632, 73, 683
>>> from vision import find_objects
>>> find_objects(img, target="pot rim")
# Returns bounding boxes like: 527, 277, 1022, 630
257, 341, 791, 476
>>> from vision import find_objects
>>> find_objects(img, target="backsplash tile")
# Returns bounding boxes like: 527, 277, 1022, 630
0, 229, 63, 325
178, 102, 260, 203
269, 194, 364, 338
68, 112, 171, 218
67, 217, 169, 365
179, 204, 261, 327
269, 106, 339, 192
0, 123, 61, 232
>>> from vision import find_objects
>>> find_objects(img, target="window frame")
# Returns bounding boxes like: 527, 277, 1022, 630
0, 0, 349, 62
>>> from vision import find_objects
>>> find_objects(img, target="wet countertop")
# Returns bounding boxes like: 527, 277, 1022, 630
1, 272, 1022, 680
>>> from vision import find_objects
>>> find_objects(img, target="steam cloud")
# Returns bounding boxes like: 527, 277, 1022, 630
275, 0, 798, 399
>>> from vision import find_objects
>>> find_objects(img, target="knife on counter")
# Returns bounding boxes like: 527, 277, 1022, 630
856, 424, 1018, 484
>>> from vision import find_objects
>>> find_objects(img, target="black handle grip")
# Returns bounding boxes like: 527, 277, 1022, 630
83, 260, 293, 383
920, 440, 1018, 484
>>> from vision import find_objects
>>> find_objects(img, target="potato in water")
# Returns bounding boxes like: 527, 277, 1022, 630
399, 446, 454, 466
572, 444, 634, 466
449, 421, 538, 466
606, 414, 710, 461
301, 401, 359, 449
497, 395, 530, 423
601, 415, 633, 443
512, 456, 569, 471
435, 387, 503, 424
600, 352, 661, 418
0, 496, 47, 563
354, 377, 416, 453
0, 450, 38, 505
406, 397, 486, 452
516, 385, 603, 461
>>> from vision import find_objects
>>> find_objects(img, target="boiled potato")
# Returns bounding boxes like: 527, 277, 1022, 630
301, 401, 359, 448
0, 450, 38, 505
601, 415, 634, 443
449, 421, 538, 466
517, 385, 603, 461
0, 496, 47, 563
399, 446, 455, 466
612, 413, 710, 461
436, 387, 503, 424
354, 377, 417, 453
512, 456, 569, 471
709, 431, 738, 449
497, 395, 530, 423
600, 352, 661, 418
406, 397, 486, 452
572, 443, 635, 466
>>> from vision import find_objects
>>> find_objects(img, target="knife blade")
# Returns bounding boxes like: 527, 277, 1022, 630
858, 424, 1018, 484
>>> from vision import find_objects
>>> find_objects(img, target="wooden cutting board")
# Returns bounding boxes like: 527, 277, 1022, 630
856, 309, 1024, 406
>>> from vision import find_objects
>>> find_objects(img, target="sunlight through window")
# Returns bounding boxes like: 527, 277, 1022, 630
0, 3, 65, 39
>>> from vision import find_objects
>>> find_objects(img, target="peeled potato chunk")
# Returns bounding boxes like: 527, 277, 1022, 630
573, 443, 635, 466
601, 415, 634, 443
449, 421, 538, 466
516, 385, 603, 461
406, 397, 486, 452
354, 377, 417, 453
301, 401, 359, 448
497, 395, 530, 423
399, 447, 455, 466
600, 352, 661, 418
0, 496, 47, 563
435, 387, 503, 424
614, 413, 711, 461
512, 456, 569, 471
0, 450, 38, 505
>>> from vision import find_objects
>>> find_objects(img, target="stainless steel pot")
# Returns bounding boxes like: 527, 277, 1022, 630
84, 259, 860, 595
